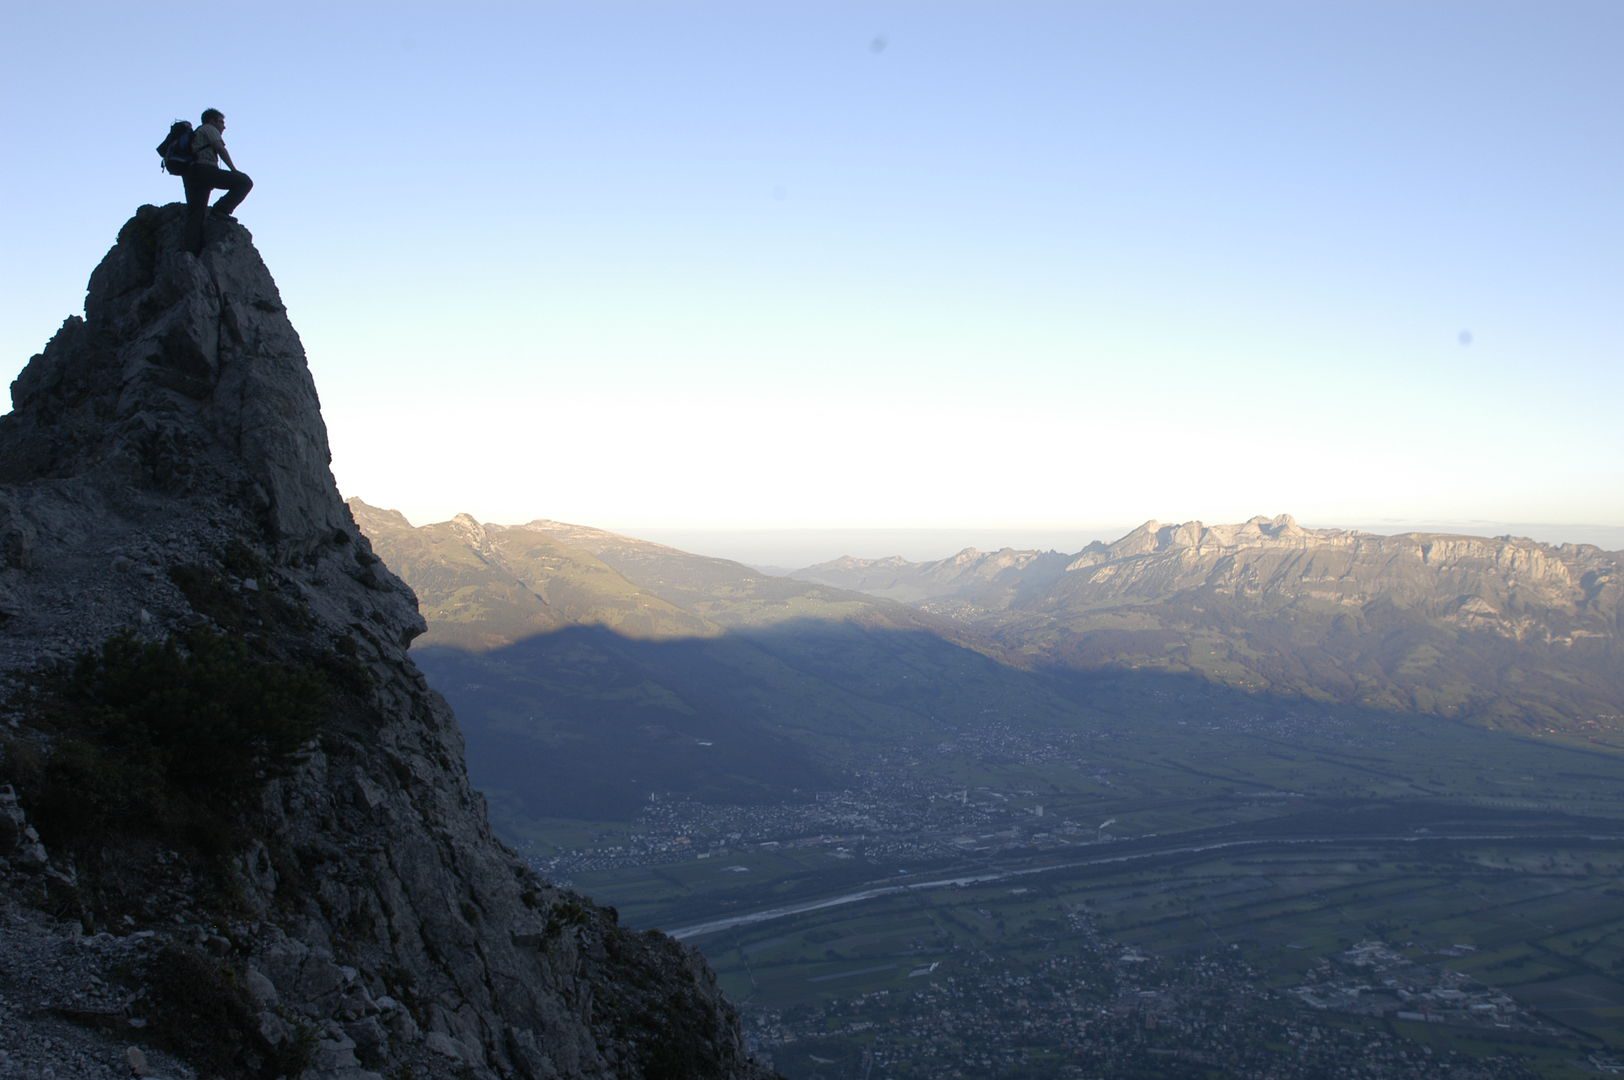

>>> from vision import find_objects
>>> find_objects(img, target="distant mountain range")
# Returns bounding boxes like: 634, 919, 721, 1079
794, 514, 1623, 727
356, 502, 1621, 787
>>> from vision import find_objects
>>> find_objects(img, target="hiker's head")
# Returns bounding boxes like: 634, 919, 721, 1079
201, 108, 225, 130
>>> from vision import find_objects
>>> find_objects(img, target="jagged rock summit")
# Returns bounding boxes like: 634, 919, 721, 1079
0, 204, 772, 1079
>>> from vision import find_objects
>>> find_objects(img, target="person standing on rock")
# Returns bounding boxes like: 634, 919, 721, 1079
183, 108, 253, 255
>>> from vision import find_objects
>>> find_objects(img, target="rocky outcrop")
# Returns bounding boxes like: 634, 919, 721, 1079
0, 204, 773, 1078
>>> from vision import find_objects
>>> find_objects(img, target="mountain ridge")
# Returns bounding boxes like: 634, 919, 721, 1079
355, 503, 1623, 729
349, 498, 972, 651
795, 513, 1619, 634
793, 515, 1621, 728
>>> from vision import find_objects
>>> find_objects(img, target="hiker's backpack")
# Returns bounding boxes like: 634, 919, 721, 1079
157, 120, 194, 175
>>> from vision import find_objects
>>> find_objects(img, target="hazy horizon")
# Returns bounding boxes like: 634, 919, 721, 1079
627, 520, 1624, 568
356, 496, 1624, 567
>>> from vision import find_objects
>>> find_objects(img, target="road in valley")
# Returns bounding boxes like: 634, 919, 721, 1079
666, 829, 1624, 940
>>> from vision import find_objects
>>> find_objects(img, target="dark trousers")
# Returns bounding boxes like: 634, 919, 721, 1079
183, 164, 254, 254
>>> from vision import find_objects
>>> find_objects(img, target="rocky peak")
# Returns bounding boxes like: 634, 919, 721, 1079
450, 511, 489, 550
0, 205, 771, 1079
5, 204, 350, 560
346, 497, 414, 533
1097, 515, 1323, 561
1109, 520, 1164, 557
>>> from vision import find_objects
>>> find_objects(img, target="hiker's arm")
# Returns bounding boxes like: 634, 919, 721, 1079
203, 127, 238, 172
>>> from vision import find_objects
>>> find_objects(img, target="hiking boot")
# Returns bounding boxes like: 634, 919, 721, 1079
211, 207, 238, 221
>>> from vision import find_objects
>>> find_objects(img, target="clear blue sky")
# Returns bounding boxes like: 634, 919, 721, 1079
4, 2, 1621, 546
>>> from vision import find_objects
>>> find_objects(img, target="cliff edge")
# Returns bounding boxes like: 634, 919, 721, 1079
0, 204, 772, 1079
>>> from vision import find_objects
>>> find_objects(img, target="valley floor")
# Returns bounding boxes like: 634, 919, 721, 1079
507, 701, 1624, 1079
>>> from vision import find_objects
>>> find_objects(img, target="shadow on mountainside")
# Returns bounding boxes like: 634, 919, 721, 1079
411, 619, 1624, 829
415, 617, 1077, 821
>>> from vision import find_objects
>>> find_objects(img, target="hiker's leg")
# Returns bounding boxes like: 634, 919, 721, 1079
212, 172, 253, 215
182, 168, 213, 254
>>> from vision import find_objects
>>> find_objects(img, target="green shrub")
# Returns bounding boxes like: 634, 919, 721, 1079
62, 630, 321, 800
15, 628, 326, 863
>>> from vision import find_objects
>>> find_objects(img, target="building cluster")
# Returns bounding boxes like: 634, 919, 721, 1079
744, 914, 1543, 1079
1291, 940, 1550, 1034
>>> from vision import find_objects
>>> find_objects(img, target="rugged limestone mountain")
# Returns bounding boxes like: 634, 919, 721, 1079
798, 513, 1622, 625
1047, 515, 1621, 629
797, 514, 1624, 728
0, 204, 773, 1079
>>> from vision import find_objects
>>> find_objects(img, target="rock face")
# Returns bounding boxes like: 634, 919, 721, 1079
796, 513, 1622, 637
0, 204, 772, 1079
1046, 514, 1616, 630
795, 515, 1624, 728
